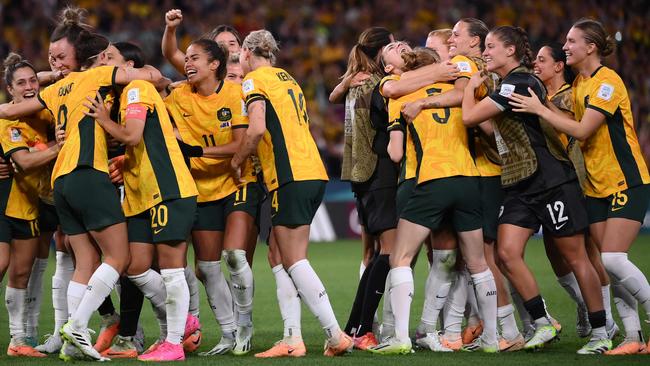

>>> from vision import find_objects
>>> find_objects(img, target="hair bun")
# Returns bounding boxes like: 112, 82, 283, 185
60, 6, 87, 26
602, 35, 616, 57
3, 52, 23, 69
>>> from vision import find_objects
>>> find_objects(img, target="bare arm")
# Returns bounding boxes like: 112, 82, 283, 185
381, 62, 460, 99
462, 74, 502, 127
10, 143, 60, 171
509, 87, 604, 141
202, 127, 246, 158
231, 100, 266, 182
400, 78, 467, 123
329, 72, 371, 104
0, 98, 45, 120
84, 92, 145, 146
161, 9, 187, 75
387, 130, 404, 163
37, 70, 63, 86
114, 65, 164, 87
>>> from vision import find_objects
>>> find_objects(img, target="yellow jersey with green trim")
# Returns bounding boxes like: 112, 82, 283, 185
453, 55, 501, 177
573, 66, 649, 197
0, 109, 54, 220
379, 74, 400, 97
37, 66, 117, 185
242, 66, 328, 191
165, 81, 253, 202
387, 93, 418, 183
388, 82, 478, 185
119, 80, 197, 216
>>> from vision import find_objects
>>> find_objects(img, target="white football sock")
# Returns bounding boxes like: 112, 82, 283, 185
557, 272, 587, 312
419, 250, 456, 333
389, 267, 414, 342
602, 252, 650, 318
380, 267, 394, 340
443, 270, 468, 335
6, 287, 27, 339
53, 251, 74, 335
497, 304, 520, 340
25, 257, 48, 338
67, 281, 86, 319
184, 266, 200, 317
288, 259, 340, 343
224, 249, 254, 326
272, 265, 302, 339
128, 269, 168, 338
601, 284, 616, 329
197, 260, 236, 336
161, 268, 189, 345
471, 269, 497, 345
612, 279, 641, 340
72, 263, 119, 329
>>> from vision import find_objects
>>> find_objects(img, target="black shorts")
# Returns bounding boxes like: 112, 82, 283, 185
193, 183, 263, 231
53, 168, 125, 235
401, 176, 482, 233
586, 184, 649, 224
355, 186, 398, 236
270, 180, 326, 227
499, 180, 588, 237
480, 176, 505, 242
128, 197, 197, 244
396, 179, 416, 217
0, 215, 39, 243
38, 200, 59, 233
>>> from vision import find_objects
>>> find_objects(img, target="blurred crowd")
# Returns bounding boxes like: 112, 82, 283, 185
1, 0, 649, 177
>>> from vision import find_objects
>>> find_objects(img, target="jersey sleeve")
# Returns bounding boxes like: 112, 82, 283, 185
124, 80, 157, 111
92, 66, 118, 88
452, 55, 479, 79
37, 84, 56, 113
1, 121, 30, 157
489, 73, 545, 112
231, 98, 249, 129
379, 75, 400, 97
585, 72, 625, 117
242, 74, 268, 107
387, 98, 405, 132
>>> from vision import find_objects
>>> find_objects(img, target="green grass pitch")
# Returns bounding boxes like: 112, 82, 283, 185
1, 236, 649, 365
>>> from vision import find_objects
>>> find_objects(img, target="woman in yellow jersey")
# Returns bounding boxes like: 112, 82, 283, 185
162, 9, 242, 76
510, 19, 650, 355
463, 25, 610, 354
233, 29, 352, 357
532, 42, 618, 340
84, 69, 198, 362
370, 42, 498, 354
0, 53, 62, 358
164, 38, 260, 356
382, 40, 461, 352
0, 30, 164, 360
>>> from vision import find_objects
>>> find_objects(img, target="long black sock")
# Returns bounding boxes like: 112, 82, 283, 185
118, 276, 144, 337
98, 294, 116, 316
523, 295, 547, 321
588, 310, 606, 329
358, 254, 390, 335
344, 259, 376, 335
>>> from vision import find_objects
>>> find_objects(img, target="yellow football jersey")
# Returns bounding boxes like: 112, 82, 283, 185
388, 82, 478, 185
0, 109, 53, 220
387, 98, 418, 182
165, 81, 254, 202
379, 74, 400, 97
573, 66, 649, 197
118, 80, 197, 216
38, 66, 117, 185
242, 66, 328, 191
453, 55, 501, 177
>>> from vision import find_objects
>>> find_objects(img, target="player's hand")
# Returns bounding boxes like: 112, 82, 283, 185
350, 72, 371, 87
230, 157, 246, 184
433, 61, 461, 82
509, 87, 544, 115
0, 156, 12, 179
467, 71, 487, 91
109, 155, 125, 184
401, 99, 424, 123
165, 9, 183, 28
84, 91, 112, 125
55, 126, 66, 148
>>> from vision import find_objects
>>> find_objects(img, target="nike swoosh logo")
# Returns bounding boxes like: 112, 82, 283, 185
611, 206, 624, 212
154, 228, 164, 234
287, 348, 294, 354
182, 113, 192, 117
554, 222, 567, 230
192, 335, 201, 346
233, 201, 246, 206
435, 295, 446, 299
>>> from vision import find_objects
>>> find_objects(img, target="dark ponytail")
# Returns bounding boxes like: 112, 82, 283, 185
342, 27, 393, 78
74, 30, 110, 69
113, 42, 145, 68
50, 6, 92, 44
491, 26, 534, 69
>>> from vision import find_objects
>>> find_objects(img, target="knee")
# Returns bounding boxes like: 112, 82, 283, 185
224, 249, 248, 273
601, 252, 627, 273
9, 267, 31, 287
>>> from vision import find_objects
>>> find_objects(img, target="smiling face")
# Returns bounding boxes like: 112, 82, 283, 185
483, 32, 512, 76
448, 21, 475, 57
214, 31, 240, 53
381, 41, 412, 74
563, 27, 592, 67
101, 45, 130, 68
225, 62, 244, 84
533, 46, 561, 83
426, 35, 450, 61
185, 44, 219, 85
49, 38, 78, 76
7, 67, 39, 103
